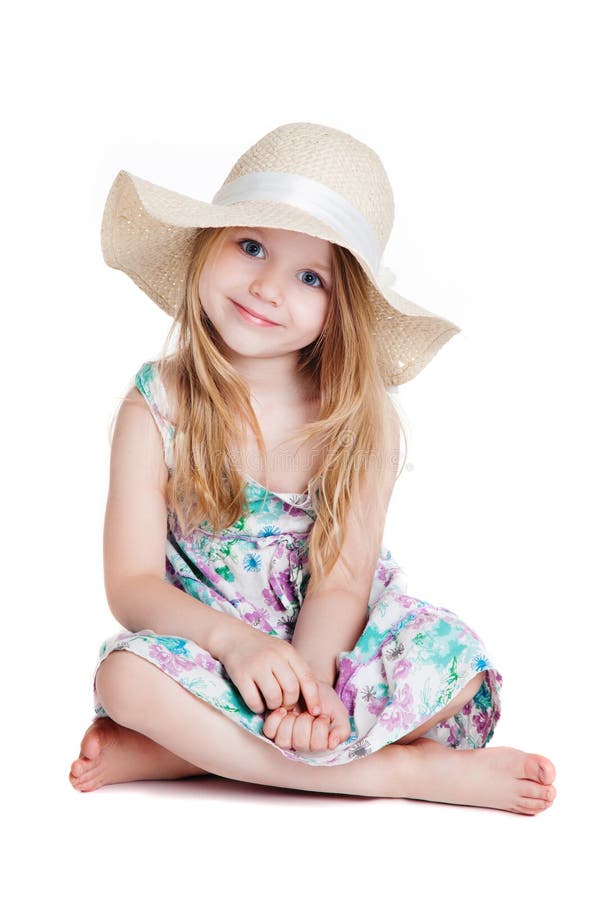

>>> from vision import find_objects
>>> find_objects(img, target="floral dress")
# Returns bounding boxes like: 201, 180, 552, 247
92, 360, 503, 767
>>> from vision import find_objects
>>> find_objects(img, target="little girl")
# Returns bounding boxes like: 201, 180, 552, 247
69, 122, 556, 814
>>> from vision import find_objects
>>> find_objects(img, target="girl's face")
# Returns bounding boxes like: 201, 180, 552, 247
198, 227, 332, 360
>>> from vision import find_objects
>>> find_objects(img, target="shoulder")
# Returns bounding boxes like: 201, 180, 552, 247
116, 359, 179, 475
110, 383, 169, 491
133, 357, 179, 424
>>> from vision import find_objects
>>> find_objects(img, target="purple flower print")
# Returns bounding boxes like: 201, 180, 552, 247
106, 359, 506, 768
375, 561, 394, 588
148, 643, 197, 676
273, 541, 288, 562
366, 693, 388, 717
229, 590, 245, 608
268, 570, 297, 609
286, 504, 310, 519
242, 607, 272, 631
444, 720, 461, 747
336, 656, 359, 715
394, 593, 416, 608
262, 584, 282, 610
391, 658, 412, 679
472, 707, 494, 739
193, 650, 221, 673
459, 698, 474, 716
380, 682, 416, 733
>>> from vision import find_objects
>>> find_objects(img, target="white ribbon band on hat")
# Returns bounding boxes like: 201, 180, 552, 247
212, 171, 382, 273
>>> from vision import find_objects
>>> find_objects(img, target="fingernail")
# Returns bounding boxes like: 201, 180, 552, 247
312, 706, 321, 715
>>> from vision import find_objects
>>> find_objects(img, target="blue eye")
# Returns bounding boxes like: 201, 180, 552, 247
238, 238, 326, 290
239, 238, 265, 258
299, 270, 324, 289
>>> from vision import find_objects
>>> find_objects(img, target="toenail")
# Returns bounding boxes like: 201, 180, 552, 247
538, 765, 545, 783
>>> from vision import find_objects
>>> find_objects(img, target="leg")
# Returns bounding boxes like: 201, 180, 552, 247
69, 715, 211, 790
394, 672, 486, 745
94, 651, 558, 814
95, 650, 400, 798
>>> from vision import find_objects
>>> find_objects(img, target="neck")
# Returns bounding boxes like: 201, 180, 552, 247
224, 349, 317, 406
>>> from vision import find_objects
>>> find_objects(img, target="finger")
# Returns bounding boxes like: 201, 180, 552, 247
328, 730, 343, 750
262, 707, 288, 740
291, 712, 315, 752
289, 661, 322, 716
310, 715, 330, 752
238, 678, 267, 714
329, 722, 351, 750
271, 663, 300, 708
268, 709, 296, 749
257, 671, 284, 711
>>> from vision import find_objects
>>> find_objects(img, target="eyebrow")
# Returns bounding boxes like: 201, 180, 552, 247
234, 226, 332, 273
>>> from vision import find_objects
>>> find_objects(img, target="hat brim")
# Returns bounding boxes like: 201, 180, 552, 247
101, 169, 461, 386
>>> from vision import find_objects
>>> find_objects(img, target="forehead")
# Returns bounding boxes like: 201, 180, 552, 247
228, 226, 332, 263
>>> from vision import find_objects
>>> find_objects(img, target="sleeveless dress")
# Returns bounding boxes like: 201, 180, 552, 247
92, 360, 503, 767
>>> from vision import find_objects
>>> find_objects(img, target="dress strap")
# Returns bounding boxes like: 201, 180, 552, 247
134, 360, 175, 472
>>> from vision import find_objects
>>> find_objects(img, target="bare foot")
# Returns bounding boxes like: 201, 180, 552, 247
68, 717, 209, 792
394, 737, 557, 816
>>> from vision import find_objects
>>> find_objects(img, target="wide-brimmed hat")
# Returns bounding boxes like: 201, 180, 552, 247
101, 121, 460, 388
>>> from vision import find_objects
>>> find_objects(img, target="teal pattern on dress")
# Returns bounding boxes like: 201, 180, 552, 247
92, 360, 503, 766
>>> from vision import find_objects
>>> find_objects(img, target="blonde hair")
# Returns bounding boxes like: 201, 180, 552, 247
147, 227, 408, 587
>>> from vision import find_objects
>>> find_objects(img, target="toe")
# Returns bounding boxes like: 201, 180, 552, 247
520, 780, 556, 803
80, 723, 105, 760
71, 757, 92, 778
71, 773, 102, 792
73, 757, 100, 779
538, 756, 556, 785
81, 733, 101, 761
80, 717, 118, 762
514, 796, 553, 815
73, 766, 100, 786
523, 753, 556, 785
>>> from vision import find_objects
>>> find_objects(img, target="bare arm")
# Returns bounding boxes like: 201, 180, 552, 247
292, 407, 401, 685
103, 386, 237, 658
291, 589, 368, 686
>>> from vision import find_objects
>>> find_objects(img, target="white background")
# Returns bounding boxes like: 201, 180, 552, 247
3, 0, 598, 895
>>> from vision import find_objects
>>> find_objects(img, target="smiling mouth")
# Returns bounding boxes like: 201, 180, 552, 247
230, 299, 280, 326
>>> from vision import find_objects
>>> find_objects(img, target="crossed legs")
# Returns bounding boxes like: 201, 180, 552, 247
93, 650, 484, 797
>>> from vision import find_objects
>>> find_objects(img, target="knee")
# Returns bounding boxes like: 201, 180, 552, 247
94, 650, 142, 723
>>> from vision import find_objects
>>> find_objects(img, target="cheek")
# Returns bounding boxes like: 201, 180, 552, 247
197, 270, 215, 311
311, 298, 329, 333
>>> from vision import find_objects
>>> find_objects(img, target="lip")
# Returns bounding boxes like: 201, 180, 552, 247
230, 299, 280, 327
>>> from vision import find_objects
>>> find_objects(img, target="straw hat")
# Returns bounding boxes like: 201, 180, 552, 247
100, 121, 460, 388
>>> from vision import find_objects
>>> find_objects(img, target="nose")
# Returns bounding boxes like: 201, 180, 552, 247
249, 273, 283, 306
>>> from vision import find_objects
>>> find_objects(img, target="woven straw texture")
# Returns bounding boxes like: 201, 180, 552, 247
101, 122, 460, 386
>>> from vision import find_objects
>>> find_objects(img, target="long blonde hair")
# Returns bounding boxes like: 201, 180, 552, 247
152, 226, 408, 587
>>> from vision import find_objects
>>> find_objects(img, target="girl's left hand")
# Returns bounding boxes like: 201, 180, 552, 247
262, 680, 351, 753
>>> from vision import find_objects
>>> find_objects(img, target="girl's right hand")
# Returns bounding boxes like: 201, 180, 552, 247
212, 620, 322, 717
